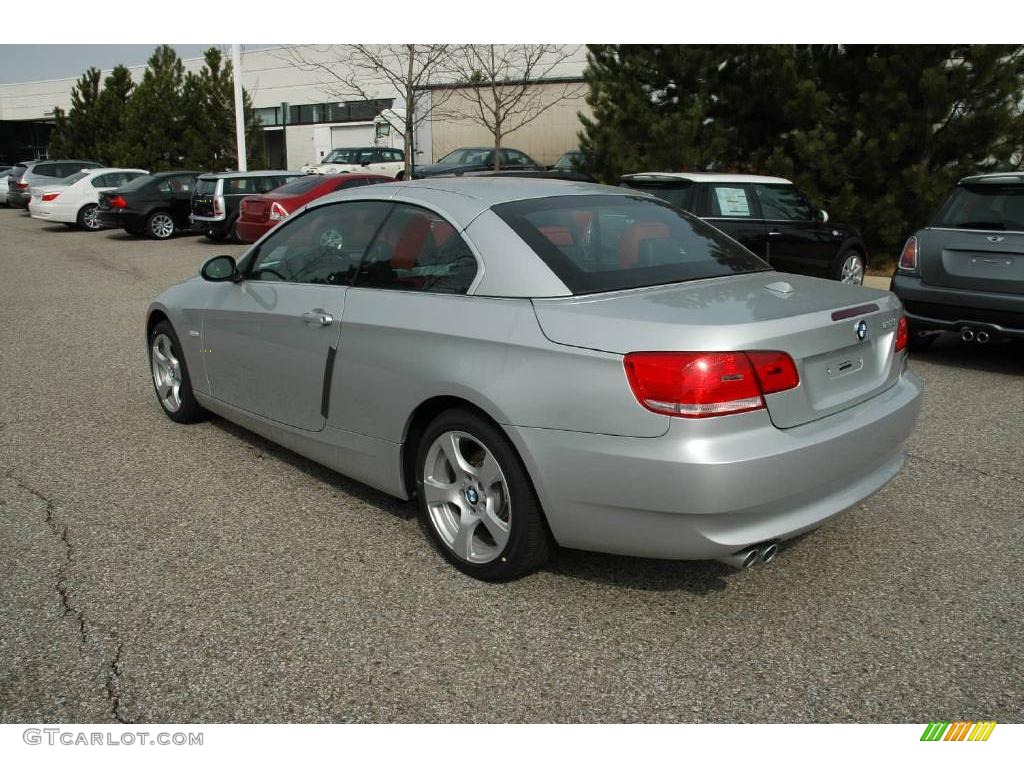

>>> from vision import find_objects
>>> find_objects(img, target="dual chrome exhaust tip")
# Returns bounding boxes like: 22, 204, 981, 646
961, 327, 991, 344
717, 542, 779, 570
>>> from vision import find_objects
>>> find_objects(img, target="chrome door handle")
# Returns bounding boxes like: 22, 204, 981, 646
302, 309, 334, 327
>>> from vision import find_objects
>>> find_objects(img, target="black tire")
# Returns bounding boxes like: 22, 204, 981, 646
146, 210, 176, 240
415, 408, 552, 581
395, 171, 404, 181
148, 320, 206, 424
76, 203, 101, 231
832, 248, 866, 285
204, 226, 228, 242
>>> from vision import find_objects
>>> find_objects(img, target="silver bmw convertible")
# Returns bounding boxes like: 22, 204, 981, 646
147, 178, 922, 580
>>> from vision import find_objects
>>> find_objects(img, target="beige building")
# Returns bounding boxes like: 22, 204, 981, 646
421, 81, 591, 167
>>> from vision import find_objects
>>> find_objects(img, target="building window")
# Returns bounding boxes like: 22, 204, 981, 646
281, 99, 394, 126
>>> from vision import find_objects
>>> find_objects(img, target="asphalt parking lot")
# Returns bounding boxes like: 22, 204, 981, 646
0, 205, 1021, 724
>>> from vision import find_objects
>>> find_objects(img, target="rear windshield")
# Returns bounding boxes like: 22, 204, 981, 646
63, 170, 91, 185
11, 164, 28, 179
195, 178, 218, 196
620, 179, 696, 212
274, 176, 328, 196
933, 184, 1024, 231
493, 194, 769, 295
118, 175, 155, 192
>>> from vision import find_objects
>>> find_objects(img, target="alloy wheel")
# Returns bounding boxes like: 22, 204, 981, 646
840, 253, 865, 285
422, 430, 511, 564
150, 333, 183, 412
150, 213, 174, 239
82, 205, 100, 230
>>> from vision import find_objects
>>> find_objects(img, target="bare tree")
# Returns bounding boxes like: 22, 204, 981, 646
279, 45, 453, 178
443, 45, 586, 169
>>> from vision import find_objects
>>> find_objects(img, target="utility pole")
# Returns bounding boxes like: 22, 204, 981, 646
232, 44, 247, 172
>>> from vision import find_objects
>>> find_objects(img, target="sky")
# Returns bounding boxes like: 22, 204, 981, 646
0, 45, 220, 84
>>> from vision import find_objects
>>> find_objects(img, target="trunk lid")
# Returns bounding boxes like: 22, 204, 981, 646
918, 228, 1024, 295
531, 272, 904, 429
240, 196, 269, 222
191, 178, 219, 217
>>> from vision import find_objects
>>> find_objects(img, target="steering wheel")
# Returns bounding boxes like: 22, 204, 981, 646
319, 228, 345, 251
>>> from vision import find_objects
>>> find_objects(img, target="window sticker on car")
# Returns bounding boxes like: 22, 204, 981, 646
715, 187, 750, 217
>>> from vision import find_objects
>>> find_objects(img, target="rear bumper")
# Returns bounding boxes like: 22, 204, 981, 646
235, 219, 275, 243
507, 371, 923, 560
892, 273, 1024, 338
96, 210, 146, 230
7, 190, 30, 207
190, 214, 230, 237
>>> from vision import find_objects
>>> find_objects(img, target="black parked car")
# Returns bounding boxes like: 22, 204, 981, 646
412, 147, 543, 179
190, 170, 301, 241
892, 171, 1024, 348
96, 171, 199, 239
621, 172, 868, 284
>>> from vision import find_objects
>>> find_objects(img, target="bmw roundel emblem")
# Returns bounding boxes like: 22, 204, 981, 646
856, 320, 868, 341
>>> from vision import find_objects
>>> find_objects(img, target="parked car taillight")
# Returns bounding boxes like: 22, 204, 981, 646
269, 202, 290, 221
214, 196, 224, 216
895, 315, 909, 353
623, 351, 799, 418
41, 192, 60, 202
110, 195, 127, 209
16, 180, 29, 190
898, 236, 918, 272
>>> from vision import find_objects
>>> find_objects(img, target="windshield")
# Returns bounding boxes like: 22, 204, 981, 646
493, 194, 769, 295
323, 149, 359, 164
63, 170, 91, 185
620, 179, 696, 212
438, 148, 490, 166
119, 175, 156, 192
933, 184, 1024, 231
274, 176, 328, 196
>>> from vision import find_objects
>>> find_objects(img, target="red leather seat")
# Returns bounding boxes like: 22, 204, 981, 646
618, 222, 670, 267
391, 215, 432, 270
538, 225, 574, 246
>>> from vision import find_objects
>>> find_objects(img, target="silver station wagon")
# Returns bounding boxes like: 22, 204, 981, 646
147, 179, 923, 580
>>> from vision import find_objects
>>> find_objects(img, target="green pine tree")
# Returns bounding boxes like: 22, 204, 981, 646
117, 45, 187, 170
93, 65, 135, 165
47, 67, 103, 160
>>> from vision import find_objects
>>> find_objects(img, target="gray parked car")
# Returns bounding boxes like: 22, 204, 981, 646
147, 179, 922, 580
892, 171, 1024, 347
6, 159, 101, 208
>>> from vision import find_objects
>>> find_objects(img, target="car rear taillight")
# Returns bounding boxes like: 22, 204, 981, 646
109, 195, 127, 209
214, 196, 224, 216
623, 351, 800, 418
41, 192, 60, 202
269, 202, 289, 221
895, 315, 909, 353
16, 180, 29, 190
898, 236, 918, 272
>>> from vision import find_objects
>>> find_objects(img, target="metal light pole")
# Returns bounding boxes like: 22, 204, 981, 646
232, 44, 247, 172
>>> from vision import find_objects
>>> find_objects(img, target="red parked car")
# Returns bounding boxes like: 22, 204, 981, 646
235, 173, 392, 243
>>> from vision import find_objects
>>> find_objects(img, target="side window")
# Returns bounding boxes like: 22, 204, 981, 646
35, 163, 60, 178
92, 174, 113, 188
755, 184, 813, 221
503, 150, 528, 167
172, 176, 194, 195
249, 201, 390, 286
355, 203, 477, 294
706, 185, 757, 219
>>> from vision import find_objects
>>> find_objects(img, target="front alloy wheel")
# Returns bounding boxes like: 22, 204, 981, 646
78, 204, 101, 231
148, 320, 205, 423
839, 252, 865, 285
148, 211, 176, 240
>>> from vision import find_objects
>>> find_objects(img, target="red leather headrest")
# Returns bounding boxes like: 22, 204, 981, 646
618, 222, 670, 267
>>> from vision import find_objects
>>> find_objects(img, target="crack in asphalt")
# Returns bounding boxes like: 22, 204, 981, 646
3, 471, 130, 722
105, 641, 130, 724
907, 450, 1024, 486
3, 472, 87, 647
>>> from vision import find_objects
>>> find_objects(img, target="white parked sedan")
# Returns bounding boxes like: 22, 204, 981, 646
29, 167, 148, 230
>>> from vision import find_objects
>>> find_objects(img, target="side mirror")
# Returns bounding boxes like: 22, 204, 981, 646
816, 209, 829, 224
201, 255, 239, 282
